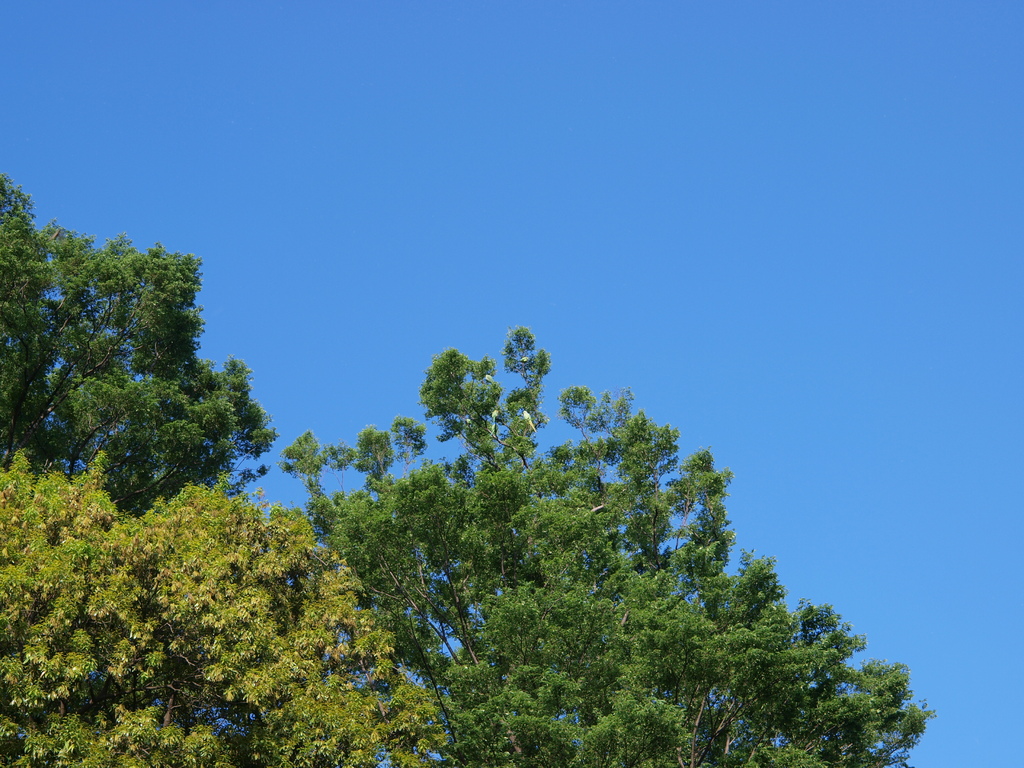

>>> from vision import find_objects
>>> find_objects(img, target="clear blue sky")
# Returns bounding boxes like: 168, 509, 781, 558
5, 2, 1022, 764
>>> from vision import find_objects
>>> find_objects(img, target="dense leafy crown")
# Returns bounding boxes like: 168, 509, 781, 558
0, 174, 276, 512
284, 327, 932, 768
0, 459, 442, 767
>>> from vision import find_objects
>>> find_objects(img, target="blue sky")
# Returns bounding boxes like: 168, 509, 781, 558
5, 2, 1022, 764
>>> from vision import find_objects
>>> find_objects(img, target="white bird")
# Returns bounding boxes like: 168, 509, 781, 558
522, 410, 536, 433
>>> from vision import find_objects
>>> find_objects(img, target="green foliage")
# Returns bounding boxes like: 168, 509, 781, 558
0, 459, 442, 767
0, 174, 276, 513
284, 328, 932, 767
0, 175, 33, 225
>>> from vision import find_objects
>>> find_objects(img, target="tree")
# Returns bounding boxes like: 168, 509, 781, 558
0, 457, 442, 767
283, 328, 932, 767
0, 174, 276, 513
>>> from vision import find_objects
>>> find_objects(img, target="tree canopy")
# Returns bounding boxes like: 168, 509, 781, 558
1, 174, 931, 766
0, 174, 275, 513
0, 458, 442, 767
283, 327, 932, 767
